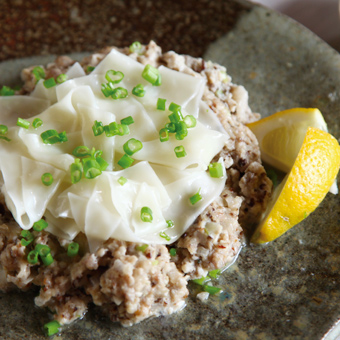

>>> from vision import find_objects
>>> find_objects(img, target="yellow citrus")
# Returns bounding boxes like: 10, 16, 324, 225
251, 127, 340, 244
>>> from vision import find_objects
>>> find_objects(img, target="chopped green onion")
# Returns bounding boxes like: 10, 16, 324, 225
105, 70, 124, 84
208, 163, 224, 178
33, 219, 48, 232
70, 159, 83, 184
166, 220, 174, 228
96, 156, 109, 171
159, 231, 170, 241
190, 189, 202, 205
40, 129, 68, 144
21, 238, 33, 247
21, 230, 34, 246
123, 138, 143, 155
135, 244, 148, 252
168, 110, 183, 124
169, 102, 181, 112
27, 250, 39, 265
165, 123, 176, 133
132, 84, 145, 97
56, 73, 67, 84
117, 154, 134, 169
86, 66, 95, 73
101, 82, 114, 97
129, 41, 142, 53
121, 116, 134, 125
202, 285, 221, 295
41, 252, 54, 266
140, 206, 153, 223
0, 125, 8, 135
117, 123, 130, 136
92, 120, 104, 136
104, 122, 118, 137
175, 121, 188, 140
111, 87, 128, 100
93, 149, 103, 158
0, 136, 11, 142
82, 158, 102, 179
157, 98, 166, 111
35, 244, 51, 257
142, 64, 160, 85
118, 176, 127, 186
208, 269, 221, 279
67, 242, 79, 257
32, 66, 46, 82
159, 128, 169, 142
43, 77, 57, 89
72, 145, 91, 158
17, 118, 30, 129
32, 118, 43, 129
169, 248, 177, 256
192, 276, 208, 285
184, 115, 197, 128
154, 74, 162, 86
44, 320, 60, 337
174, 145, 186, 158
0, 86, 15, 96
41, 172, 54, 186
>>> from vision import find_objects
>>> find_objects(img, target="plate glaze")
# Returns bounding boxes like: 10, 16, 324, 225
0, 1, 340, 339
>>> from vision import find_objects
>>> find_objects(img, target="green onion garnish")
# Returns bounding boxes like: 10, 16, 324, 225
27, 250, 39, 265
129, 41, 142, 53
157, 98, 166, 111
104, 122, 120, 137
202, 285, 221, 295
21, 238, 33, 247
184, 115, 197, 128
189, 189, 202, 205
159, 128, 169, 142
35, 244, 51, 257
41, 172, 54, 186
44, 320, 60, 337
166, 220, 174, 228
140, 206, 153, 223
21, 230, 34, 246
72, 145, 91, 158
0, 125, 8, 135
120, 116, 134, 125
0, 86, 15, 96
132, 84, 145, 97
43, 77, 57, 89
105, 70, 124, 84
86, 66, 95, 73
142, 64, 161, 86
101, 82, 114, 97
33, 219, 48, 232
117, 123, 130, 136
111, 87, 128, 100
135, 244, 148, 252
208, 269, 221, 279
175, 121, 188, 140
70, 159, 83, 184
56, 74, 67, 84
169, 248, 177, 256
117, 154, 134, 169
165, 123, 176, 133
96, 156, 109, 171
159, 231, 170, 241
40, 129, 68, 144
32, 66, 46, 82
168, 110, 183, 124
123, 138, 143, 155
67, 242, 79, 257
82, 158, 102, 179
16, 118, 30, 129
208, 162, 224, 178
92, 120, 104, 136
174, 145, 186, 158
32, 118, 43, 129
0, 136, 11, 142
192, 276, 208, 285
118, 176, 127, 186
154, 74, 162, 86
41, 252, 54, 266
169, 102, 181, 112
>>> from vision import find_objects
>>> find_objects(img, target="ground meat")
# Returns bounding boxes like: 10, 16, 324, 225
0, 41, 272, 327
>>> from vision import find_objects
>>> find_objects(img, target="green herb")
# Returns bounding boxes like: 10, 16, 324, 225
202, 285, 221, 295
135, 244, 148, 252
189, 189, 202, 205
174, 145, 186, 158
43, 78, 57, 89
44, 320, 60, 336
141, 207, 153, 223
17, 118, 30, 129
157, 98, 166, 111
67, 242, 79, 257
41, 172, 54, 186
56, 73, 68, 84
208, 163, 224, 178
169, 248, 177, 256
118, 176, 127, 186
129, 41, 142, 53
132, 84, 145, 97
32, 118, 43, 129
105, 70, 124, 84
159, 231, 171, 241
33, 219, 48, 232
32, 66, 46, 82
118, 154, 134, 169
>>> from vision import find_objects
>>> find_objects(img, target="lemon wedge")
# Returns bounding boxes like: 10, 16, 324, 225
251, 127, 340, 243
247, 108, 328, 172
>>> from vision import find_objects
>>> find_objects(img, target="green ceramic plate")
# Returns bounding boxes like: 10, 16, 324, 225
0, 1, 339, 339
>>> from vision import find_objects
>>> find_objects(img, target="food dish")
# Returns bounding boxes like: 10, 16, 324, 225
0, 1, 340, 339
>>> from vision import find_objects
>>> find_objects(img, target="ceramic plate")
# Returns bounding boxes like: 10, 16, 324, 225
0, 1, 340, 339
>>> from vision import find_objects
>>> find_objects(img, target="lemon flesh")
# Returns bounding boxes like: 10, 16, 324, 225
247, 108, 328, 172
251, 127, 340, 243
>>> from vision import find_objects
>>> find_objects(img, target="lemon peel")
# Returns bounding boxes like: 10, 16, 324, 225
251, 127, 340, 244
